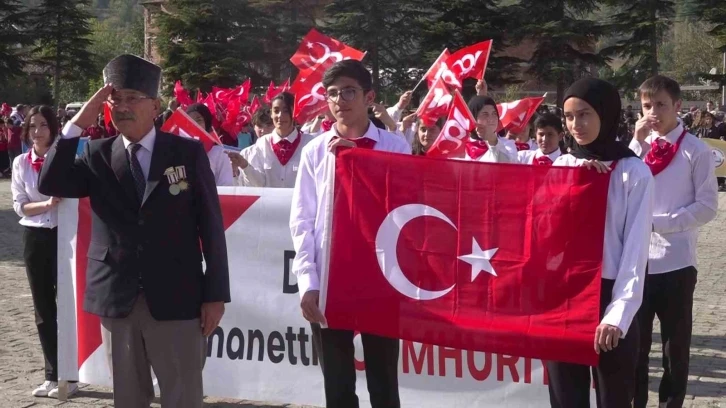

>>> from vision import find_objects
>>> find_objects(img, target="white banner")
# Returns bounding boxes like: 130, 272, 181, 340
58, 187, 589, 407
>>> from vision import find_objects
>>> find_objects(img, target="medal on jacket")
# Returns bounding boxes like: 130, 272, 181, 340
165, 165, 188, 195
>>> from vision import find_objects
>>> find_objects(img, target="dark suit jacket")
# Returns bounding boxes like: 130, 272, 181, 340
39, 129, 230, 320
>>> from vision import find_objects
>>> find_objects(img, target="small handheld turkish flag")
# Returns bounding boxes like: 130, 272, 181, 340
425, 90, 475, 159
446, 40, 493, 83
497, 96, 545, 133
290, 28, 366, 78
173, 80, 193, 108
161, 109, 222, 152
424, 49, 461, 89
291, 65, 328, 125
322, 149, 610, 366
415, 77, 452, 126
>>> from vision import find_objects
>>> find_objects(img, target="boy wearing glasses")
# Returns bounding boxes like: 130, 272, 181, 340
290, 60, 409, 408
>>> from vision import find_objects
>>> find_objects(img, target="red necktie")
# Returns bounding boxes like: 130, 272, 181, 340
515, 142, 531, 151
644, 130, 687, 176
27, 152, 44, 173
465, 140, 489, 160
535, 156, 553, 166
271, 132, 302, 166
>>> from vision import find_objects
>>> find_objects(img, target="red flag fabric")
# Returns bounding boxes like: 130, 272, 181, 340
212, 86, 233, 104
445, 40, 493, 83
291, 65, 328, 125
201, 94, 220, 129
290, 28, 366, 77
196, 91, 205, 104
323, 149, 610, 366
415, 77, 452, 125
425, 90, 475, 158
264, 79, 292, 104
249, 96, 261, 115
161, 109, 222, 152
103, 102, 118, 137
174, 81, 194, 108
424, 49, 461, 89
498, 96, 545, 134
1, 103, 11, 117
233, 79, 251, 103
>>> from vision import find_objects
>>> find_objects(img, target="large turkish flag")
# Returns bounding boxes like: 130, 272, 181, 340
323, 150, 611, 366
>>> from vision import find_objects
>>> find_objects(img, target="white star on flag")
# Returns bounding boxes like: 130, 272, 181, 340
458, 238, 498, 281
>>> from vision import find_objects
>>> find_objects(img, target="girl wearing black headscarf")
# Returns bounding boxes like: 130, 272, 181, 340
464, 96, 517, 162
547, 78, 655, 408
185, 103, 235, 186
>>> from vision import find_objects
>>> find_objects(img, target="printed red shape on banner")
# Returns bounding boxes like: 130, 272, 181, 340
324, 149, 609, 366
290, 28, 366, 78
498, 97, 545, 134
426, 90, 476, 159
445, 40, 493, 83
161, 109, 222, 152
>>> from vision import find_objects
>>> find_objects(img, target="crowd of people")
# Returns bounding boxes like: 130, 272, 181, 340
4, 51, 719, 408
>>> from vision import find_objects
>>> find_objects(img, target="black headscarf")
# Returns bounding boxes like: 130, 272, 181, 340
185, 103, 213, 132
467, 96, 499, 140
563, 78, 637, 161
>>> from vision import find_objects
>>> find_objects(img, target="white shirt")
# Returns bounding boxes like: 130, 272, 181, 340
628, 122, 718, 274
517, 148, 562, 165
207, 145, 235, 186
463, 137, 518, 163
290, 122, 411, 296
555, 155, 654, 337
63, 122, 155, 180
239, 128, 315, 188
11, 150, 58, 228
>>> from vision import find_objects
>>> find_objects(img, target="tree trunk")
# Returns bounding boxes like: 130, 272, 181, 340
54, 12, 61, 109
649, 6, 658, 75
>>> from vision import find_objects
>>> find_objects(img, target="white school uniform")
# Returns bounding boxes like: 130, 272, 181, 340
517, 149, 562, 165
238, 128, 315, 188
206, 145, 235, 186
463, 137, 518, 163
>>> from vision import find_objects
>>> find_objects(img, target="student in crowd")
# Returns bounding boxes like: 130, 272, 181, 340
291, 60, 410, 408
7, 114, 23, 170
629, 75, 718, 408
412, 117, 444, 156
11, 105, 80, 398
81, 115, 107, 140
549, 77, 654, 408
506, 117, 537, 151
228, 92, 314, 188
185, 103, 235, 186
695, 111, 723, 140
464, 96, 517, 162
251, 107, 274, 140
517, 113, 563, 165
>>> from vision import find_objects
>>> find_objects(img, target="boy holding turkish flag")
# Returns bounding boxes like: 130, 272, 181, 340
290, 60, 409, 408
629, 76, 718, 408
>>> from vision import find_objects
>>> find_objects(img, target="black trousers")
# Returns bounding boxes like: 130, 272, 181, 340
23, 226, 58, 382
311, 324, 400, 408
547, 279, 640, 408
634, 267, 697, 408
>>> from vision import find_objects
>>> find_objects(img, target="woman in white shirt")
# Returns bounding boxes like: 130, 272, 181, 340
184, 103, 235, 186
228, 92, 314, 188
10, 105, 77, 398
547, 78, 654, 408
464, 96, 517, 162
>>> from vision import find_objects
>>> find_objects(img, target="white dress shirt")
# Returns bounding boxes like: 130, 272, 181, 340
206, 145, 235, 186
517, 148, 562, 165
63, 121, 156, 179
11, 150, 58, 228
239, 129, 315, 188
290, 122, 411, 296
554, 155, 654, 337
629, 122, 718, 274
463, 137, 518, 163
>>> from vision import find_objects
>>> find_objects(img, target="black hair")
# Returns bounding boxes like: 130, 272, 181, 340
21, 105, 58, 148
322, 60, 372, 91
639, 75, 681, 103
252, 107, 273, 127
185, 103, 213, 132
271, 92, 295, 115
534, 112, 563, 133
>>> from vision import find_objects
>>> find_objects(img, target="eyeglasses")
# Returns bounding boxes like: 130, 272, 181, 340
326, 87, 365, 102
107, 95, 154, 107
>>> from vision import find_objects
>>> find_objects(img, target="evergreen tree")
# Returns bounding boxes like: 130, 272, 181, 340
422, 0, 522, 94
601, 0, 675, 91
683, 0, 726, 85
157, 0, 259, 93
324, 0, 433, 96
515, 0, 606, 106
31, 0, 94, 105
0, 0, 30, 83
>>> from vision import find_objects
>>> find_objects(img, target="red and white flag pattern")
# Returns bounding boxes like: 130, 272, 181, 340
290, 28, 366, 77
498, 96, 545, 133
264, 79, 291, 104
160, 109, 222, 152
425, 90, 476, 159
290, 66, 328, 125
415, 76, 452, 125
445, 40, 492, 83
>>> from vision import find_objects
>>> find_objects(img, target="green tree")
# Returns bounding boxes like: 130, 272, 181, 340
324, 0, 432, 95
157, 0, 258, 93
683, 0, 726, 86
31, 0, 94, 106
515, 0, 606, 106
0, 0, 31, 83
422, 0, 522, 92
601, 0, 676, 91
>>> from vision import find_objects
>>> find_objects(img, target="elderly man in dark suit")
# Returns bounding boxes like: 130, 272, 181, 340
38, 54, 229, 408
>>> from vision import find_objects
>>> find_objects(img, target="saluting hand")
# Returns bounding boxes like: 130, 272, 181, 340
71, 84, 114, 130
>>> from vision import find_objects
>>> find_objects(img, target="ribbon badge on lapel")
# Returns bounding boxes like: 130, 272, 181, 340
165, 165, 189, 196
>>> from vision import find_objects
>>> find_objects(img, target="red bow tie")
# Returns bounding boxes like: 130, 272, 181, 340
535, 156, 553, 166
465, 140, 489, 160
27, 152, 44, 173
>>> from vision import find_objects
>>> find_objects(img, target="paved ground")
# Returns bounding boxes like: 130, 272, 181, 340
0, 177, 723, 407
